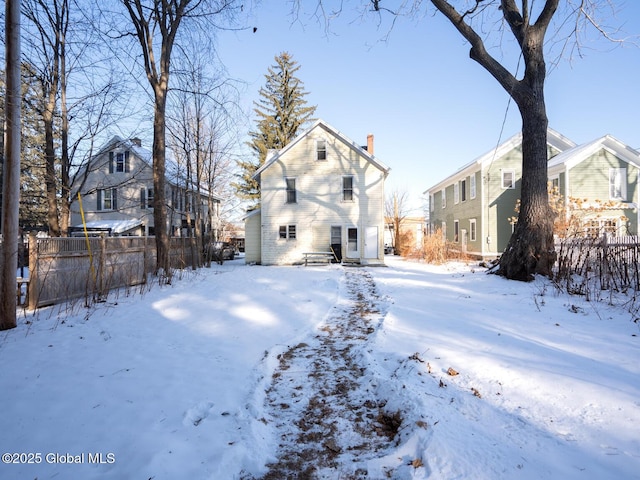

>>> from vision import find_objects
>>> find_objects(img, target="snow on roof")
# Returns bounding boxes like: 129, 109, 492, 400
73, 219, 143, 234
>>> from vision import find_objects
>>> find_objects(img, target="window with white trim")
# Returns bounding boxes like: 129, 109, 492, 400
454, 220, 459, 243
470, 174, 476, 199
461, 179, 467, 202
441, 189, 446, 209
316, 140, 327, 161
97, 188, 117, 211
342, 176, 354, 201
609, 168, 627, 200
279, 225, 297, 239
502, 170, 515, 189
469, 218, 477, 242
141, 187, 154, 209
109, 151, 130, 173
285, 177, 297, 204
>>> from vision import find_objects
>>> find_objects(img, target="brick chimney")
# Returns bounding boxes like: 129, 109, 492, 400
367, 133, 374, 155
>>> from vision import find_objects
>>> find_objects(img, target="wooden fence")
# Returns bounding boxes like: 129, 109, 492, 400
26, 235, 200, 309
555, 235, 640, 293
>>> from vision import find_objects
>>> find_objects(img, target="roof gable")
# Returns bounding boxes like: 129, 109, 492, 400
547, 134, 640, 172
252, 119, 390, 180
425, 128, 576, 193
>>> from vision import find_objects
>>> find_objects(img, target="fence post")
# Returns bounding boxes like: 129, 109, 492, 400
28, 233, 38, 310
601, 234, 609, 290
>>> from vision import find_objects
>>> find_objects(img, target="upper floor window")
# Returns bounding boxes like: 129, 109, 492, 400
97, 188, 117, 211
461, 179, 467, 202
470, 174, 476, 199
285, 177, 297, 204
502, 170, 515, 189
141, 187, 154, 209
441, 188, 446, 209
609, 168, 627, 200
316, 140, 327, 161
109, 151, 130, 173
342, 176, 354, 201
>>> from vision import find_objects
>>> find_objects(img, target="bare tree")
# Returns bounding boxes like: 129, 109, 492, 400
118, 0, 238, 280
385, 189, 410, 255
304, 0, 627, 280
21, 0, 70, 237
1, 0, 21, 330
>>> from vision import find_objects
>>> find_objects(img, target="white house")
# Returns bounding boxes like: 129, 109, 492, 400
244, 119, 390, 265
70, 136, 221, 237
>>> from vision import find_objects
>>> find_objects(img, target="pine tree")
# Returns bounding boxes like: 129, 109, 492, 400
234, 52, 316, 208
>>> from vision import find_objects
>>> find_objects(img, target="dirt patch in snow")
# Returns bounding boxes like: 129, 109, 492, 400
244, 268, 401, 479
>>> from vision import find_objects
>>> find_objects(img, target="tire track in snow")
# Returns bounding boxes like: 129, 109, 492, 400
248, 268, 398, 479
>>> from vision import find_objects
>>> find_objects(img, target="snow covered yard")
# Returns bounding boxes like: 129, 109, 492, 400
0, 257, 638, 479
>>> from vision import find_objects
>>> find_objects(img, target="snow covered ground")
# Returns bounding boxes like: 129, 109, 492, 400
0, 256, 638, 479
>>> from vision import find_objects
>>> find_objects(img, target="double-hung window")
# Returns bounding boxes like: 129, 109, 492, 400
342, 176, 354, 201
461, 179, 467, 202
502, 170, 515, 189
97, 188, 117, 211
141, 187, 154, 209
609, 168, 627, 200
285, 178, 297, 204
470, 174, 476, 199
469, 219, 477, 242
109, 151, 130, 173
316, 140, 327, 160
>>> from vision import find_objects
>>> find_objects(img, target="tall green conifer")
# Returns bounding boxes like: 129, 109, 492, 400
234, 52, 316, 209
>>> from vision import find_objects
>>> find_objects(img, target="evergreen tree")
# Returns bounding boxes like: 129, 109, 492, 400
235, 52, 316, 208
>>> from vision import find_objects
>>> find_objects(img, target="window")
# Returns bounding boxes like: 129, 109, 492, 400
469, 219, 477, 242
279, 225, 296, 239
347, 228, 358, 253
109, 151, 130, 173
470, 174, 476, 199
461, 179, 467, 202
140, 187, 154, 209
342, 176, 354, 201
586, 218, 619, 237
285, 178, 297, 204
502, 170, 515, 189
454, 220, 459, 243
549, 176, 560, 193
441, 189, 446, 209
609, 168, 627, 200
316, 140, 327, 160
454, 182, 459, 204
97, 188, 117, 211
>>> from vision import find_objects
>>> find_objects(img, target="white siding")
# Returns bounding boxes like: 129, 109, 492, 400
259, 124, 386, 265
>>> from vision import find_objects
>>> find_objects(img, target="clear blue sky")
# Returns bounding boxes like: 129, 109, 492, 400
217, 2, 640, 215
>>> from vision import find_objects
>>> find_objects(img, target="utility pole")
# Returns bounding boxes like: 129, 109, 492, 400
1, 0, 21, 330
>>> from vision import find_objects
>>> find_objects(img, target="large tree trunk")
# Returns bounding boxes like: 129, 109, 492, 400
497, 25, 556, 281
152, 89, 171, 280
497, 106, 556, 280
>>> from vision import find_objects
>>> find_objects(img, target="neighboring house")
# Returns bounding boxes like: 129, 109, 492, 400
244, 119, 390, 265
425, 128, 577, 259
384, 216, 426, 255
547, 134, 639, 236
70, 136, 221, 237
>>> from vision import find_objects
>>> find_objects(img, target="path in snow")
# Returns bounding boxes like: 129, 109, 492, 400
246, 268, 400, 479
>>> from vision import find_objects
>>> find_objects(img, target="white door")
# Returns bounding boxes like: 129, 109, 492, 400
365, 226, 378, 259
